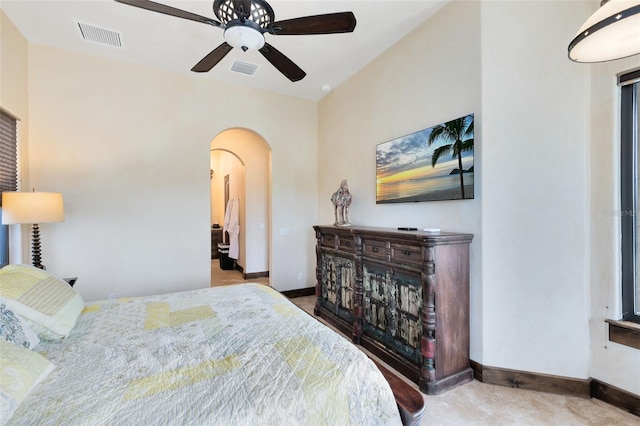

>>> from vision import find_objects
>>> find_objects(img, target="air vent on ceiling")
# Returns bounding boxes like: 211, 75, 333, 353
230, 60, 259, 76
77, 22, 122, 48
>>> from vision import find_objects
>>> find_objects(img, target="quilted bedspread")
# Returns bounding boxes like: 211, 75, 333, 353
9, 284, 401, 425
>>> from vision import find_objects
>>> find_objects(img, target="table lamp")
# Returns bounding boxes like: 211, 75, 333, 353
1, 191, 64, 269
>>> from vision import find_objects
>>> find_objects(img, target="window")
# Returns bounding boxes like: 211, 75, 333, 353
0, 109, 18, 267
620, 69, 640, 324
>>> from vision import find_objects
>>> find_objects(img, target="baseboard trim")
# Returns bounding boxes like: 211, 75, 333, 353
243, 271, 269, 279
591, 379, 640, 417
281, 287, 315, 299
470, 361, 590, 397
470, 360, 639, 417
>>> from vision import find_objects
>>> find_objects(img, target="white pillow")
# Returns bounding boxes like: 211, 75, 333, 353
0, 302, 40, 349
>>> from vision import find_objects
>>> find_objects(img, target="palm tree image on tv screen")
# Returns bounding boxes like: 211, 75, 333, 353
376, 114, 474, 203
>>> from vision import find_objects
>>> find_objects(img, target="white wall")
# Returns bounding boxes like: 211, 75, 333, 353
319, 0, 636, 390
318, 1, 483, 359
589, 55, 640, 395
478, 1, 640, 394
0, 10, 30, 262
24, 43, 317, 300
480, 0, 591, 378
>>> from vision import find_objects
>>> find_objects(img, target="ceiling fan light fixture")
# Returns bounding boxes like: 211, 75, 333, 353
214, 0, 274, 28
568, 0, 640, 62
224, 25, 265, 51
115, 0, 356, 81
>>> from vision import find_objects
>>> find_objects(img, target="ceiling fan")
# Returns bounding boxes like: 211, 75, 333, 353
114, 0, 357, 82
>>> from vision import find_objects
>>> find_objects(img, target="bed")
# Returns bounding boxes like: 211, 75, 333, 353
0, 265, 403, 425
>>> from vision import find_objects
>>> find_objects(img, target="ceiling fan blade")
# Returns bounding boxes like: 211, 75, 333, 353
271, 12, 356, 35
114, 0, 221, 27
232, 0, 253, 18
259, 43, 306, 82
191, 42, 234, 72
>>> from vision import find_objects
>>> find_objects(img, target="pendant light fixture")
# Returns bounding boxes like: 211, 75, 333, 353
568, 0, 640, 63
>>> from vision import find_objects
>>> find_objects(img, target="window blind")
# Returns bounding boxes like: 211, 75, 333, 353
0, 109, 18, 266
0, 110, 18, 203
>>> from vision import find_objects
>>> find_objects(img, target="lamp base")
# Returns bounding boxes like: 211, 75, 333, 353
31, 223, 44, 270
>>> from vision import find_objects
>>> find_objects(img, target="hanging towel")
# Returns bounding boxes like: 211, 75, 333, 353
223, 198, 240, 259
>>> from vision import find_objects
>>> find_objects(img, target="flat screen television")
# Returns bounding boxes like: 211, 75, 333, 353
376, 113, 474, 203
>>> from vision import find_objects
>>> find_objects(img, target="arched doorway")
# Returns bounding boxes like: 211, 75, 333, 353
210, 129, 271, 282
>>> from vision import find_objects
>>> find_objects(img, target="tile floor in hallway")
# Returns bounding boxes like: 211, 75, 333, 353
210, 260, 269, 287
210, 268, 639, 425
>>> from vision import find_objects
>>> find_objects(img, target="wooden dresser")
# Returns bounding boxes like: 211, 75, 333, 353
313, 225, 473, 395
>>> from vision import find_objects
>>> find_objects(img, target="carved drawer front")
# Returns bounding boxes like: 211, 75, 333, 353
362, 238, 388, 261
320, 252, 355, 323
363, 263, 422, 364
338, 235, 355, 253
390, 271, 423, 363
363, 263, 390, 342
391, 242, 422, 266
320, 233, 337, 249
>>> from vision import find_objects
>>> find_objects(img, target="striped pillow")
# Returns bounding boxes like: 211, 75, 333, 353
0, 265, 84, 340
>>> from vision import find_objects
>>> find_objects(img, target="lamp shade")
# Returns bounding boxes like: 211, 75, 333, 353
568, 0, 640, 62
1, 192, 65, 224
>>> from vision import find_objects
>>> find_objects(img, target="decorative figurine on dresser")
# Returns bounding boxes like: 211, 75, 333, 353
330, 179, 352, 226
313, 225, 473, 395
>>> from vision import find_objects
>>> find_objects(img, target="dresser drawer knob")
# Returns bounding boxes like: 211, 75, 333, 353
402, 250, 411, 256
345, 242, 351, 247
372, 246, 379, 253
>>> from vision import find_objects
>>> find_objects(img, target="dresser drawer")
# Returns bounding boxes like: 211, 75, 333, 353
391, 243, 422, 266
320, 233, 337, 249
319, 232, 355, 252
362, 238, 388, 260
338, 236, 356, 252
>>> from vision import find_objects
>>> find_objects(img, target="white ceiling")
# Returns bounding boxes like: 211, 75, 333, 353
1, 0, 449, 101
